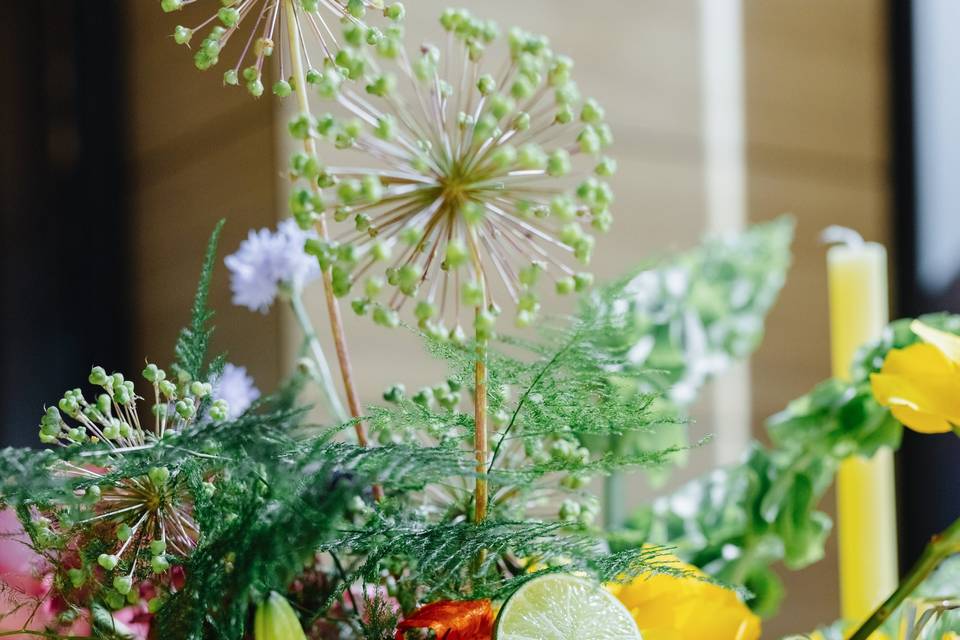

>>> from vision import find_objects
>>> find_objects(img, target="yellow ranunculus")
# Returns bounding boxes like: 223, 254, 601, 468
869, 321, 960, 434
607, 553, 760, 640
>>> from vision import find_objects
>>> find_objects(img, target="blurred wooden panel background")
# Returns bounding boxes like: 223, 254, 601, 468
126, 1, 891, 636
125, 2, 282, 392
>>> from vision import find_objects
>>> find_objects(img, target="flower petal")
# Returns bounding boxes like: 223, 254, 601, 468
881, 344, 953, 376
911, 320, 960, 365
395, 600, 493, 640
870, 372, 960, 424
890, 405, 953, 434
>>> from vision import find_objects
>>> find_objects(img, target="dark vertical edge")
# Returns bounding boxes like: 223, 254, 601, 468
888, 0, 960, 573
889, 0, 916, 318
887, 0, 915, 579
0, 0, 131, 447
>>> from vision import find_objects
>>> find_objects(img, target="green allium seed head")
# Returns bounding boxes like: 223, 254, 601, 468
295, 8, 613, 336
161, 0, 392, 95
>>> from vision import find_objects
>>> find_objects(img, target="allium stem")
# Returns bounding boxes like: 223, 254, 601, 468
473, 309, 489, 523
848, 514, 960, 640
283, 0, 382, 501
289, 289, 348, 423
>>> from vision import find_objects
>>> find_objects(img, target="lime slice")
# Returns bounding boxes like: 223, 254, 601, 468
494, 573, 642, 640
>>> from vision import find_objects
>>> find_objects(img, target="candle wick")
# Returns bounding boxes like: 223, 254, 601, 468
821, 225, 865, 248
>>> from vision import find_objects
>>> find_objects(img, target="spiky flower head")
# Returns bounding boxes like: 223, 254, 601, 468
163, 0, 405, 97
35, 364, 229, 610
289, 8, 615, 338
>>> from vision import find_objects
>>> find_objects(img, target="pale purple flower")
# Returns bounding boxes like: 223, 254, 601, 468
212, 363, 260, 419
225, 219, 319, 313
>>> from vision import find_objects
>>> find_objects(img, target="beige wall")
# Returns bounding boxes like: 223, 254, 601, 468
129, 1, 891, 636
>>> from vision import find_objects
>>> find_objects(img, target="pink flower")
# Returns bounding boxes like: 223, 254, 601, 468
0, 509, 56, 637
114, 602, 152, 640
0, 509, 47, 596
0, 509, 148, 638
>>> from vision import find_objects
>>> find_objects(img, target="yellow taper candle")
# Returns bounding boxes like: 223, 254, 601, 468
824, 227, 898, 624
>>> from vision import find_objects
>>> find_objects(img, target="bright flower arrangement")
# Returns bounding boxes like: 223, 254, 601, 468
0, 2, 957, 639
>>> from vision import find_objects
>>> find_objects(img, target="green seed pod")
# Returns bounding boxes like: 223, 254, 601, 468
113, 575, 133, 595
98, 554, 119, 571
89, 366, 109, 386
160, 0, 184, 13
384, 2, 405, 21
148, 466, 171, 487
254, 592, 307, 640
151, 555, 171, 574
173, 25, 193, 45
272, 80, 292, 97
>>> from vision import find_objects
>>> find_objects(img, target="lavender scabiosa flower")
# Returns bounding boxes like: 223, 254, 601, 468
212, 363, 261, 419
225, 219, 320, 313
162, 0, 405, 97
290, 8, 615, 338
36, 364, 229, 605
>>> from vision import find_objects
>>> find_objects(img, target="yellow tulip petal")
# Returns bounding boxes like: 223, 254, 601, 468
911, 320, 960, 365
881, 344, 954, 376
869, 372, 960, 425
890, 405, 953, 434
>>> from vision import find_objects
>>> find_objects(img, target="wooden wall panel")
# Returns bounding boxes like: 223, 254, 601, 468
125, 3, 282, 395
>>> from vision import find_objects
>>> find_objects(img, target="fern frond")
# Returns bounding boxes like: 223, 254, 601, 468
175, 219, 225, 382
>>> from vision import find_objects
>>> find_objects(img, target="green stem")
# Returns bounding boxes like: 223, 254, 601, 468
603, 472, 625, 530
603, 434, 625, 530
848, 515, 960, 640
288, 289, 349, 423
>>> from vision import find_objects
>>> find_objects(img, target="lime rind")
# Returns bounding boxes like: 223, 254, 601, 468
494, 573, 642, 640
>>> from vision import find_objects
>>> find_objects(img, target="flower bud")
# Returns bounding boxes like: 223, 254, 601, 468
113, 575, 133, 595
254, 592, 307, 640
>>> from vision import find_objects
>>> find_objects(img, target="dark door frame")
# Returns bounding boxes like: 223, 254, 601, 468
889, 0, 960, 573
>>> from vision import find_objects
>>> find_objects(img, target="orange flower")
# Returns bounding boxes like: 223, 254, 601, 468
607, 553, 760, 640
870, 321, 960, 434
394, 599, 494, 640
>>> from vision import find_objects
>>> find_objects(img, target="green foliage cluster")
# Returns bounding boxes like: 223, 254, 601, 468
615, 313, 960, 618
583, 216, 793, 462
1, 223, 704, 639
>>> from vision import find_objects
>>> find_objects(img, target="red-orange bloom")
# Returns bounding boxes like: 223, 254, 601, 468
394, 600, 494, 640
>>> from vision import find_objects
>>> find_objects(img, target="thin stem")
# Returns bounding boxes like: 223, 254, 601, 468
473, 308, 489, 523
283, 0, 382, 501
288, 289, 348, 423
847, 515, 960, 640
603, 434, 625, 530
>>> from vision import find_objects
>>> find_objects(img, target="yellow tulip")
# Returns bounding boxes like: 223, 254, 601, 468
869, 321, 960, 434
607, 553, 760, 640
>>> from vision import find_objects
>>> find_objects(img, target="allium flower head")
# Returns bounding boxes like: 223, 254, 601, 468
289, 8, 615, 338
162, 0, 405, 97
225, 219, 320, 312
35, 364, 229, 608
